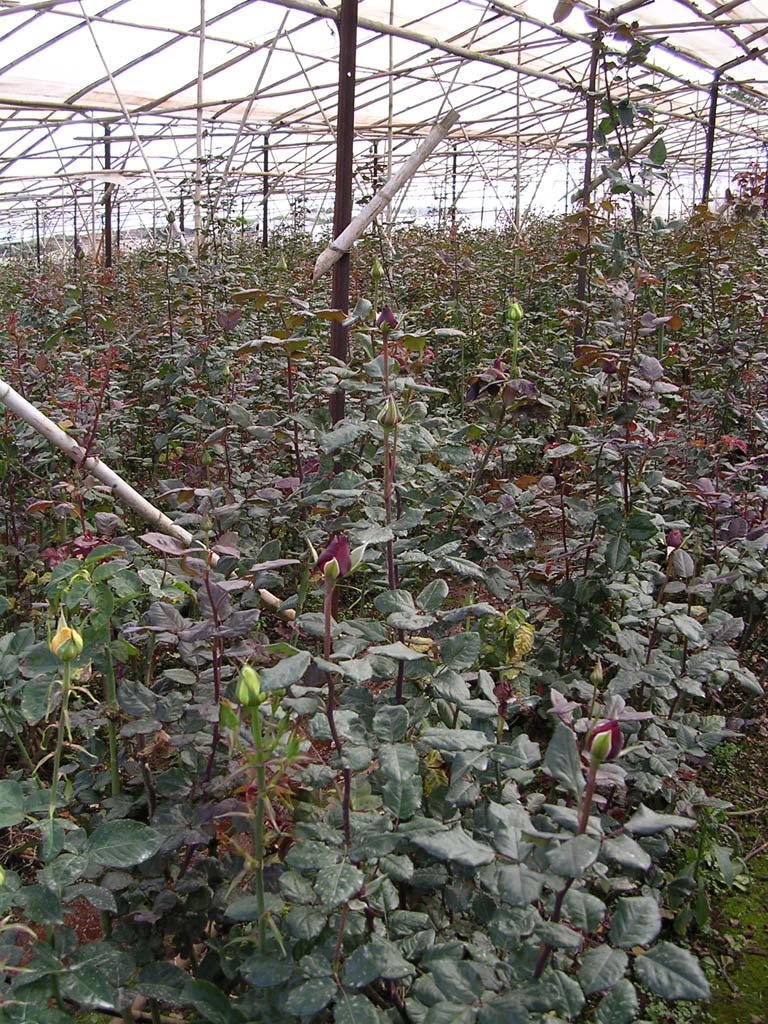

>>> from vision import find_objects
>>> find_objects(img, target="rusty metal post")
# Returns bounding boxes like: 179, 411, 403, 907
262, 132, 270, 251
104, 124, 113, 268
701, 72, 720, 206
575, 33, 601, 348
35, 204, 41, 267
330, 0, 358, 424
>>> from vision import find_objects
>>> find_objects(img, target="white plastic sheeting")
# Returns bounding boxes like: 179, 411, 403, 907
0, 0, 766, 240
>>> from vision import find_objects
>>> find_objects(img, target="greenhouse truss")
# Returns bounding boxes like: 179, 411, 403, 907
1, 0, 768, 247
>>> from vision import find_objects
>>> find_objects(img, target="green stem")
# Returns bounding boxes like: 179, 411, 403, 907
534, 760, 598, 979
250, 706, 267, 952
1, 704, 35, 772
447, 404, 506, 532
103, 630, 121, 797
49, 660, 72, 821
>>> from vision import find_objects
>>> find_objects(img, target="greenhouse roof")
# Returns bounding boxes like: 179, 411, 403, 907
1, 0, 768, 235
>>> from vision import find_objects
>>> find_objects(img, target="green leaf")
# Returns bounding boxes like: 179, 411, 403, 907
319, 420, 366, 454
421, 728, 490, 754
497, 863, 543, 907
648, 137, 667, 166
343, 937, 414, 988
602, 833, 651, 871
546, 834, 600, 877
596, 979, 639, 1024
313, 862, 364, 909
625, 804, 696, 835
0, 780, 25, 828
478, 997, 529, 1024
259, 651, 311, 690
439, 632, 481, 671
425, 1005, 476, 1024
241, 953, 293, 988
368, 641, 428, 661
373, 705, 410, 742
335, 991, 385, 1024
284, 906, 328, 939
579, 946, 628, 994
284, 977, 336, 1016
609, 896, 661, 948
380, 745, 422, 820
64, 884, 117, 914
417, 579, 449, 612
86, 820, 163, 867
136, 962, 191, 1006
543, 723, 585, 796
58, 964, 115, 1010
411, 825, 495, 867
183, 978, 242, 1024
605, 534, 630, 571
634, 942, 710, 1000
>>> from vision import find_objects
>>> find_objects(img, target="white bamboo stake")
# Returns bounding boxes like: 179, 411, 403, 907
0, 376, 213, 561
312, 110, 459, 281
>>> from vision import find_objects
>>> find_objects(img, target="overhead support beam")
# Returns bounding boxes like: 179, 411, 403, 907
261, 0, 582, 96
329, 0, 358, 426
313, 110, 459, 281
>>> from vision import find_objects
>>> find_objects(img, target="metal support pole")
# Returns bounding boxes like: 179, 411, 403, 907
35, 204, 41, 267
451, 144, 458, 229
104, 124, 113, 268
701, 72, 720, 206
262, 132, 270, 251
329, 0, 358, 425
575, 33, 601, 348
180, 195, 185, 233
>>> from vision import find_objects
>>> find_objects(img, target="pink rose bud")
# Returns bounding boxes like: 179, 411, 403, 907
665, 528, 683, 550
586, 720, 622, 766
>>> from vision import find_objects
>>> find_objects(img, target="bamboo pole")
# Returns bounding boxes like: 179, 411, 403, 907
313, 110, 459, 281
0, 376, 214, 562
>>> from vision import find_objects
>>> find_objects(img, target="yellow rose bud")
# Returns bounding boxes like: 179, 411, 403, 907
371, 257, 384, 285
50, 613, 83, 662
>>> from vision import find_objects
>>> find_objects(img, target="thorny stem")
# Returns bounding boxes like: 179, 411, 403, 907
250, 705, 267, 951
533, 760, 598, 979
103, 624, 121, 796
202, 571, 223, 786
49, 660, 73, 821
324, 579, 351, 845
447, 403, 506, 532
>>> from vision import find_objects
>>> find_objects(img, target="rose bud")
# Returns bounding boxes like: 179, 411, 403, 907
665, 528, 683, 551
235, 665, 264, 707
585, 720, 622, 766
376, 305, 397, 331
49, 613, 83, 662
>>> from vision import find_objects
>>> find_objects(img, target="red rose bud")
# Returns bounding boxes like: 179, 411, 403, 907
316, 534, 352, 580
376, 305, 397, 331
665, 528, 683, 551
586, 720, 622, 766
313, 535, 367, 581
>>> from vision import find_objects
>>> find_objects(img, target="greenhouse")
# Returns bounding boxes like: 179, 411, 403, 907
1, 2, 768, 1023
